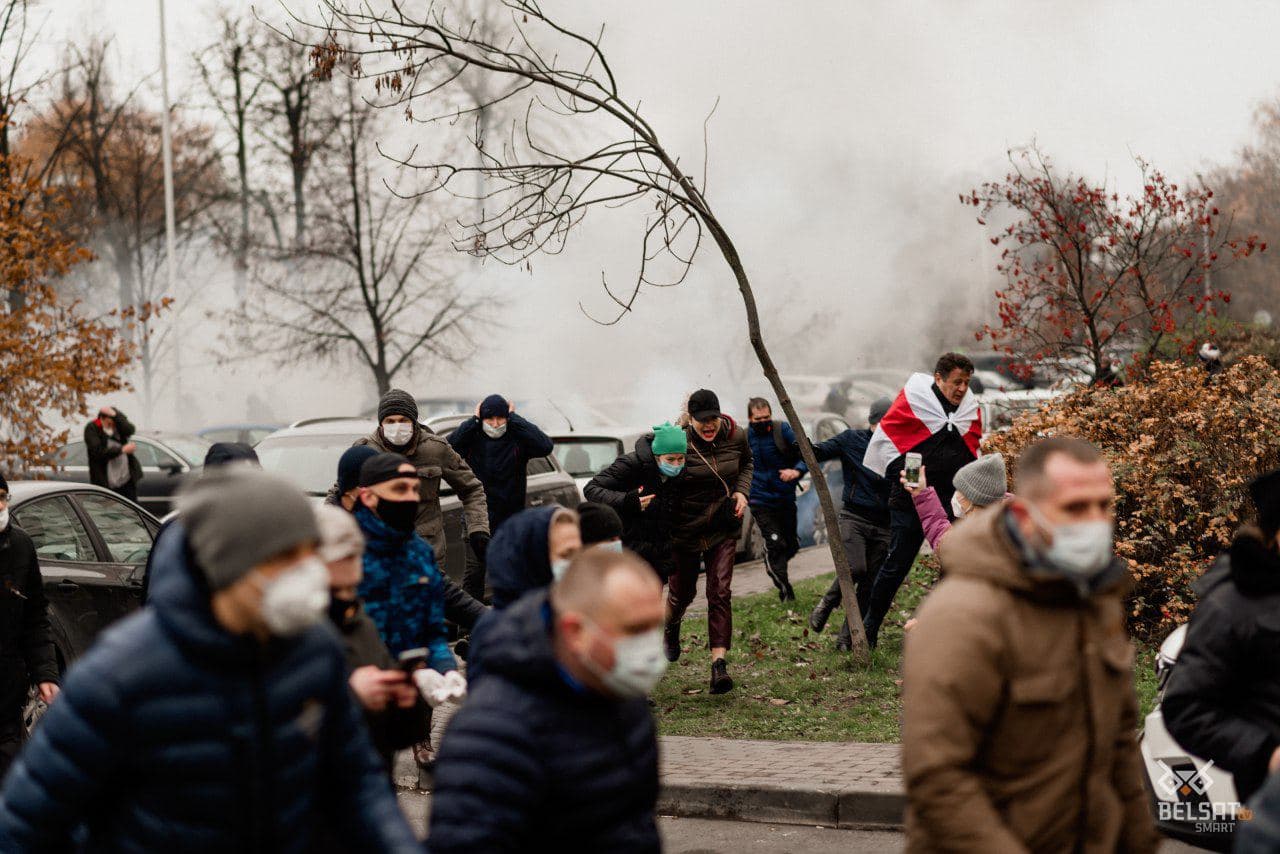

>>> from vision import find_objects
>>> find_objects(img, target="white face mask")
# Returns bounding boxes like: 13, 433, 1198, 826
585, 624, 669, 699
0, 507, 9, 531
950, 493, 968, 519
551, 558, 571, 581
383, 422, 414, 447
597, 540, 624, 553
257, 556, 329, 637
1028, 504, 1114, 577
482, 422, 508, 439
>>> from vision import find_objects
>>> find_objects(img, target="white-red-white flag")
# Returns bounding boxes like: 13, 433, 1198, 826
862, 372, 981, 476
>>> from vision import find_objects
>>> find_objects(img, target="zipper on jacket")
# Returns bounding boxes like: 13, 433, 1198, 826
1075, 610, 1095, 854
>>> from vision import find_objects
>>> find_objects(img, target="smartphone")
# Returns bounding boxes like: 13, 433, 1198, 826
904, 452, 923, 487
398, 647, 428, 673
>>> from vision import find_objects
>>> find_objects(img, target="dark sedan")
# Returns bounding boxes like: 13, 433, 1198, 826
42, 431, 212, 518
8, 482, 159, 729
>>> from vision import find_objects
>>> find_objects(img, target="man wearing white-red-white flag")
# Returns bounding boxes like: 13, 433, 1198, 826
858, 353, 981, 647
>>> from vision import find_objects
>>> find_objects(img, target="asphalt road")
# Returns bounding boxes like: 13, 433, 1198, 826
397, 792, 1206, 852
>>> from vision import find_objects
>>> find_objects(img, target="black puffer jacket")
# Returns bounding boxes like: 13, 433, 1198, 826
0, 523, 58, 712
670, 417, 753, 551
428, 590, 659, 854
1163, 529, 1280, 802
583, 434, 677, 578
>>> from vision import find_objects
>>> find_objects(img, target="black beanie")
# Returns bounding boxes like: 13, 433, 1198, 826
377, 389, 419, 424
0, 470, 7, 494
577, 501, 623, 546
338, 445, 380, 495
1250, 468, 1280, 540
360, 452, 414, 488
479, 394, 510, 420
203, 442, 260, 469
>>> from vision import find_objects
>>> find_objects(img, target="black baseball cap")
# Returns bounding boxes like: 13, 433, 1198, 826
359, 452, 415, 488
688, 389, 721, 422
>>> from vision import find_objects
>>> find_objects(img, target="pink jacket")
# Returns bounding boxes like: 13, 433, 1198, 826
911, 487, 1014, 551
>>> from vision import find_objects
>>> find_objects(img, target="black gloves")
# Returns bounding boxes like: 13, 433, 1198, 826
469, 531, 491, 564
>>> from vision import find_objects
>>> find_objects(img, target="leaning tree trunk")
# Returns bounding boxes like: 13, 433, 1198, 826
700, 215, 872, 665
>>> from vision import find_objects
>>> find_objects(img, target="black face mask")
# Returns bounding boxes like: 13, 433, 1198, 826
375, 497, 419, 532
750, 421, 772, 436
328, 595, 360, 629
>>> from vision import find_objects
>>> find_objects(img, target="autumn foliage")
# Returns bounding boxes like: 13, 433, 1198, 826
965, 146, 1264, 382
0, 163, 135, 473
985, 356, 1280, 642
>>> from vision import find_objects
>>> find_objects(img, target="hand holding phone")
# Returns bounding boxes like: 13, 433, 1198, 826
398, 647, 429, 673
904, 452, 923, 488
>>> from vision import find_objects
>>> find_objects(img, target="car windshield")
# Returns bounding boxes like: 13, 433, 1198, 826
159, 435, 213, 466
256, 434, 363, 496
552, 438, 624, 478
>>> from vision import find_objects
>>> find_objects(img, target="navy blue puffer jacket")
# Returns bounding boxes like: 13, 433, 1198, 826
0, 523, 420, 854
427, 590, 659, 854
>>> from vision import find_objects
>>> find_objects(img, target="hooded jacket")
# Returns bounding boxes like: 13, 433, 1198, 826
901, 505, 1157, 854
1162, 529, 1280, 803
427, 590, 660, 854
0, 523, 419, 853
448, 413, 554, 531
0, 522, 58, 712
746, 421, 808, 509
84, 411, 143, 489
340, 423, 490, 559
484, 505, 560, 610
583, 434, 678, 578
811, 428, 891, 526
671, 417, 753, 551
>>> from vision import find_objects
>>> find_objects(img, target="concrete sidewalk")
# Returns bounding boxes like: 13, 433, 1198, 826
687, 545, 836, 610
403, 735, 906, 830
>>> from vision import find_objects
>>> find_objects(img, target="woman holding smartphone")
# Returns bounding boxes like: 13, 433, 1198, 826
663, 389, 754, 695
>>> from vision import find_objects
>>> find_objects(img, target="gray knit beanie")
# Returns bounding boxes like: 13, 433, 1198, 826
952, 453, 1007, 508
179, 468, 319, 591
377, 389, 419, 424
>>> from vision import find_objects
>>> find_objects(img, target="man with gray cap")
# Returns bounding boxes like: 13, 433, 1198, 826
338, 388, 490, 578
0, 468, 418, 852
806, 397, 894, 651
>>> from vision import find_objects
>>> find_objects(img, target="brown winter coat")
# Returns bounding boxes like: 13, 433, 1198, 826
350, 424, 489, 558
670, 417, 753, 552
901, 505, 1157, 854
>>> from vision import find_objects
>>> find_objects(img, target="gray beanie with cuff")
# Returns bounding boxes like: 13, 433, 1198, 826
952, 453, 1007, 508
179, 468, 319, 591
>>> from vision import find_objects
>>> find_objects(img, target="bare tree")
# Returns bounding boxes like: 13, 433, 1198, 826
292, 1, 873, 661
229, 79, 490, 395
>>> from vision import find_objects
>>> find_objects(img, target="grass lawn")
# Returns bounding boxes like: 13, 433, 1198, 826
652, 559, 1161, 742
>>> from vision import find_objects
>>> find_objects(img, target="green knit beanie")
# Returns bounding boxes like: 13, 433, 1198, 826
650, 422, 688, 456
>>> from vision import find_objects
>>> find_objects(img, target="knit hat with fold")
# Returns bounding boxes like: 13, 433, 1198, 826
650, 422, 687, 456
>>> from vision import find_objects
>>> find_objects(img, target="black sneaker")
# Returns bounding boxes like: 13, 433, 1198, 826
781, 581, 796, 603
809, 602, 832, 633
663, 620, 682, 663
710, 658, 734, 694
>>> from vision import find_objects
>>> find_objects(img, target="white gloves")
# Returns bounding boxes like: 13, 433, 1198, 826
414, 668, 468, 708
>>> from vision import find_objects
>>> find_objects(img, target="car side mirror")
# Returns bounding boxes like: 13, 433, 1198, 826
163, 463, 183, 476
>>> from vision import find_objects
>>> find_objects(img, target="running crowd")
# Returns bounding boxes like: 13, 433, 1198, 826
3, 352, 1280, 851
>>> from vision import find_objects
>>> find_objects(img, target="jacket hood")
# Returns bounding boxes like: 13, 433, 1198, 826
937, 504, 1128, 603
1226, 527, 1280, 597
471, 588, 564, 688
148, 522, 274, 662
488, 505, 559, 609
634, 434, 657, 467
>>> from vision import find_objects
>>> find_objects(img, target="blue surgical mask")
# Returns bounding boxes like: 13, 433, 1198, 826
658, 461, 684, 477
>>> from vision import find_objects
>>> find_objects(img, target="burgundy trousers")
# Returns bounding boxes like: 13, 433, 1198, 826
667, 537, 736, 650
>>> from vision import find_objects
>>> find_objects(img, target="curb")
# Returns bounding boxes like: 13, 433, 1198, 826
658, 780, 905, 830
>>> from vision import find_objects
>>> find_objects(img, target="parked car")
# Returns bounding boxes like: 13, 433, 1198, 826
1140, 623, 1241, 852
794, 413, 855, 547
360, 396, 618, 432
8, 481, 160, 731
823, 373, 900, 425
551, 425, 767, 562
254, 416, 579, 580
196, 424, 282, 447
41, 431, 212, 518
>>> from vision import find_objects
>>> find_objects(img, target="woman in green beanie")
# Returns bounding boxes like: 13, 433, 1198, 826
583, 422, 687, 581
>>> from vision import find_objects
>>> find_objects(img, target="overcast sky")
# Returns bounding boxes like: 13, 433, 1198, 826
48, 1, 1280, 424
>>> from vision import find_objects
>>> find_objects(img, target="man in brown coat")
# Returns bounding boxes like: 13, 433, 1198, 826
902, 437, 1157, 853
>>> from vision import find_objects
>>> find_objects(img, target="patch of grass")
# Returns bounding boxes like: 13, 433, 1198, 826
653, 557, 1162, 742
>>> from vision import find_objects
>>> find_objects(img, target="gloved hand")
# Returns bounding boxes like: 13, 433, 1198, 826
414, 669, 468, 708
469, 531, 491, 563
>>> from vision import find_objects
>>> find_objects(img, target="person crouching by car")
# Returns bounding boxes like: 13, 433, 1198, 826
1163, 467, 1280, 806
316, 505, 425, 776
664, 389, 753, 695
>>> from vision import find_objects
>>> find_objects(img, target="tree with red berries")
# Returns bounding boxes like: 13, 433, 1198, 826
966, 145, 1264, 381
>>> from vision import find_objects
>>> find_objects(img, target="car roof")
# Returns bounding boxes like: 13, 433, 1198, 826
197, 424, 281, 432
5, 480, 159, 520
549, 424, 651, 441
261, 418, 375, 440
